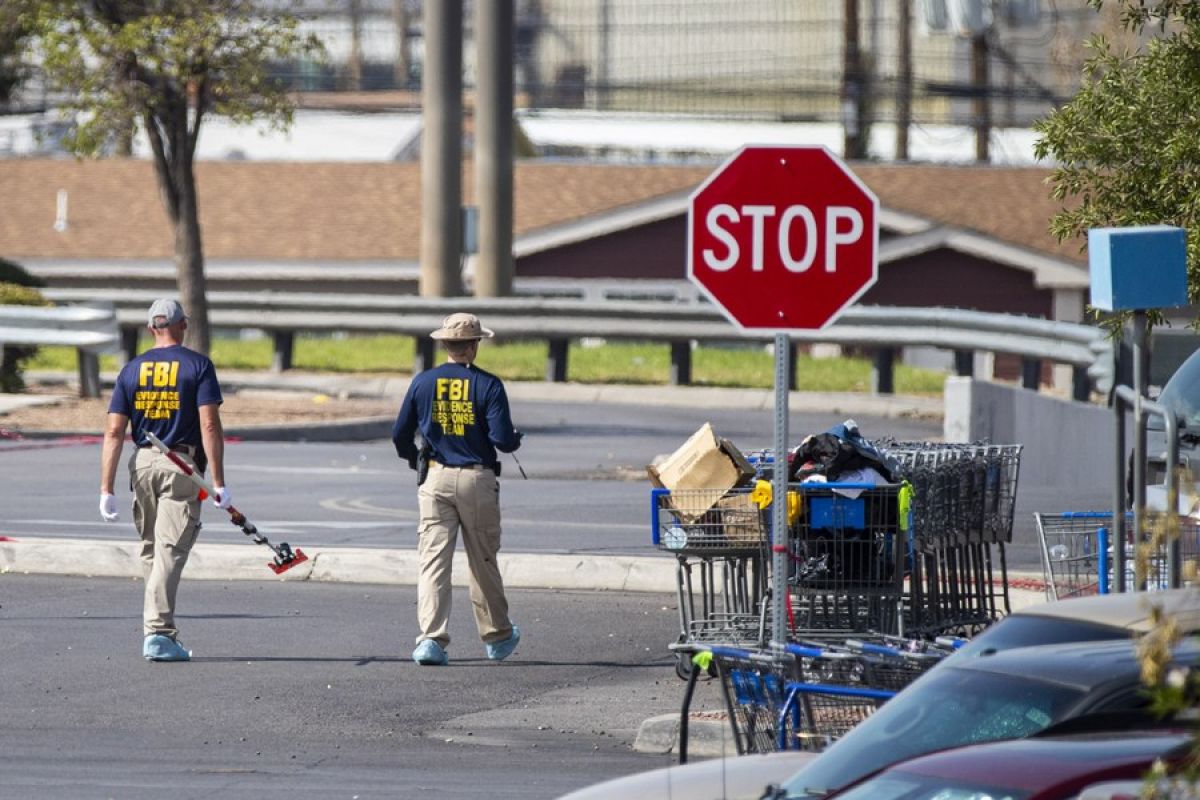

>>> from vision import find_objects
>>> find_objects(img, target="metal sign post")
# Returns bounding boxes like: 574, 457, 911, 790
771, 333, 790, 648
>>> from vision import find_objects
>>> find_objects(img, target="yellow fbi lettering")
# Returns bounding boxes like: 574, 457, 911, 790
138, 361, 179, 388
135, 361, 181, 419
433, 377, 474, 435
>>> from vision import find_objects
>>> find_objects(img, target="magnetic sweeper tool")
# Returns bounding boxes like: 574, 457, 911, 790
144, 432, 309, 574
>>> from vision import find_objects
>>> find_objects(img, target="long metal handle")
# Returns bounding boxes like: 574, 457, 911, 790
145, 432, 213, 493
144, 432, 242, 518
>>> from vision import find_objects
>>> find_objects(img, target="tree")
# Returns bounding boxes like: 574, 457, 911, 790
1034, 0, 1200, 321
19, 1, 323, 354
0, 6, 32, 106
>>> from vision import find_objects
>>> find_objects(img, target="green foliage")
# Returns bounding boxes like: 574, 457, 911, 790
0, 282, 49, 306
0, 281, 49, 392
15, 0, 325, 354
0, 258, 44, 289
0, 5, 32, 104
19, 1, 325, 158
1034, 2, 1200, 329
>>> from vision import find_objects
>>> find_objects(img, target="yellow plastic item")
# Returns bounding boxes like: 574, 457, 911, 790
750, 479, 803, 524
692, 650, 714, 671
751, 479, 773, 509
899, 480, 914, 532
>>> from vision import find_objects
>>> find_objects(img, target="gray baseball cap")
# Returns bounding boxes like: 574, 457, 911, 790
147, 298, 187, 329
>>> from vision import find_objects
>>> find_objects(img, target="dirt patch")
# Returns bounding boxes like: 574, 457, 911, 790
0, 384, 398, 435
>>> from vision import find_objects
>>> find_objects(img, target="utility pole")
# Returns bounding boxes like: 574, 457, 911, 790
842, 0, 868, 160
392, 0, 411, 89
348, 0, 364, 91
597, 0, 611, 110
475, 0, 515, 297
419, 0, 463, 298
895, 0, 912, 160
972, 32, 990, 163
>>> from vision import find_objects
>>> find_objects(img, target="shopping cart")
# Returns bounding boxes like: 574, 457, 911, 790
706, 646, 789, 755
786, 639, 949, 692
698, 639, 942, 755
879, 442, 1021, 636
787, 483, 908, 636
1035, 511, 1200, 600
1035, 512, 1111, 600
652, 487, 771, 674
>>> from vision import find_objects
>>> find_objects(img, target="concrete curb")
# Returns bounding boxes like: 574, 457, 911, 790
0, 536, 1051, 608
0, 536, 683, 592
634, 713, 738, 758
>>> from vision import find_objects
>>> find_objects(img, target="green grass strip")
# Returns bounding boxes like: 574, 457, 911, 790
25, 335, 945, 394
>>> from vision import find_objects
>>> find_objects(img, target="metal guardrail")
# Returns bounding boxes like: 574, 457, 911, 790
37, 286, 1109, 398
0, 304, 120, 397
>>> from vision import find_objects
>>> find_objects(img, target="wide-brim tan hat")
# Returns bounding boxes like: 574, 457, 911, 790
430, 312, 495, 341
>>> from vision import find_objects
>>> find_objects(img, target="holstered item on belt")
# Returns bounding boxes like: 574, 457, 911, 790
492, 462, 501, 478
416, 444, 431, 487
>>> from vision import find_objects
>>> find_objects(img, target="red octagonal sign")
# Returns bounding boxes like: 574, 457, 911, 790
688, 145, 879, 330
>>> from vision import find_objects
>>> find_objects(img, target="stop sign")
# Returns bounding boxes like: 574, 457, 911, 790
687, 145, 879, 330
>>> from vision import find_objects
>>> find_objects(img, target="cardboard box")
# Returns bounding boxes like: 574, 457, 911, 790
647, 422, 756, 522
713, 492, 765, 544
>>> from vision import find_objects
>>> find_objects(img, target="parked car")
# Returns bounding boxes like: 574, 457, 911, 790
1145, 345, 1200, 510
555, 752, 816, 800
815, 731, 1193, 800
772, 638, 1199, 799
556, 638, 1198, 800
947, 587, 1200, 661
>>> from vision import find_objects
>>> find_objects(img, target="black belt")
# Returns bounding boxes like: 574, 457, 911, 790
429, 460, 484, 471
429, 460, 500, 476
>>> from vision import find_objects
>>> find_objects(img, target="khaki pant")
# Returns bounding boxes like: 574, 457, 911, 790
130, 448, 202, 638
415, 464, 512, 649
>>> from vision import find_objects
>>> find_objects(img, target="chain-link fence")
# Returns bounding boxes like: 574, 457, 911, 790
285, 0, 1115, 128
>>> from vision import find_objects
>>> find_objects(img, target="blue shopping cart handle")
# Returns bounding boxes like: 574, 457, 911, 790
935, 636, 968, 650
710, 645, 756, 660
845, 639, 901, 657
784, 643, 827, 659
649, 487, 670, 546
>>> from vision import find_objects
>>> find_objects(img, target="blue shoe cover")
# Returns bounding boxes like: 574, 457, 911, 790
143, 634, 191, 662
412, 639, 448, 665
485, 625, 521, 661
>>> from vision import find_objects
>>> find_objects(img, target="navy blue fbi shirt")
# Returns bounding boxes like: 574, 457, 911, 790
108, 345, 223, 448
392, 362, 521, 468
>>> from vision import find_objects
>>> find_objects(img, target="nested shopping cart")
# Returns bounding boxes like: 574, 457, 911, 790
684, 640, 950, 757
881, 442, 1022, 635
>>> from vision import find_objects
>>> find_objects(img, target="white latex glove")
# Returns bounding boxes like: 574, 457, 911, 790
212, 486, 232, 510
99, 493, 119, 522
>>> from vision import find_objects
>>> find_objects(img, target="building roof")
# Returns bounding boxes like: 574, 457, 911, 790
0, 158, 1081, 272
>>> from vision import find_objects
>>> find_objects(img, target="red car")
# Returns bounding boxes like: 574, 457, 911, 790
817, 731, 1192, 800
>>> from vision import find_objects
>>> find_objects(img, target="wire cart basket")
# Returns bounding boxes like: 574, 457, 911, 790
779, 681, 896, 752
881, 442, 1022, 636
1035, 511, 1200, 600
786, 483, 907, 637
652, 487, 771, 670
690, 640, 948, 756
